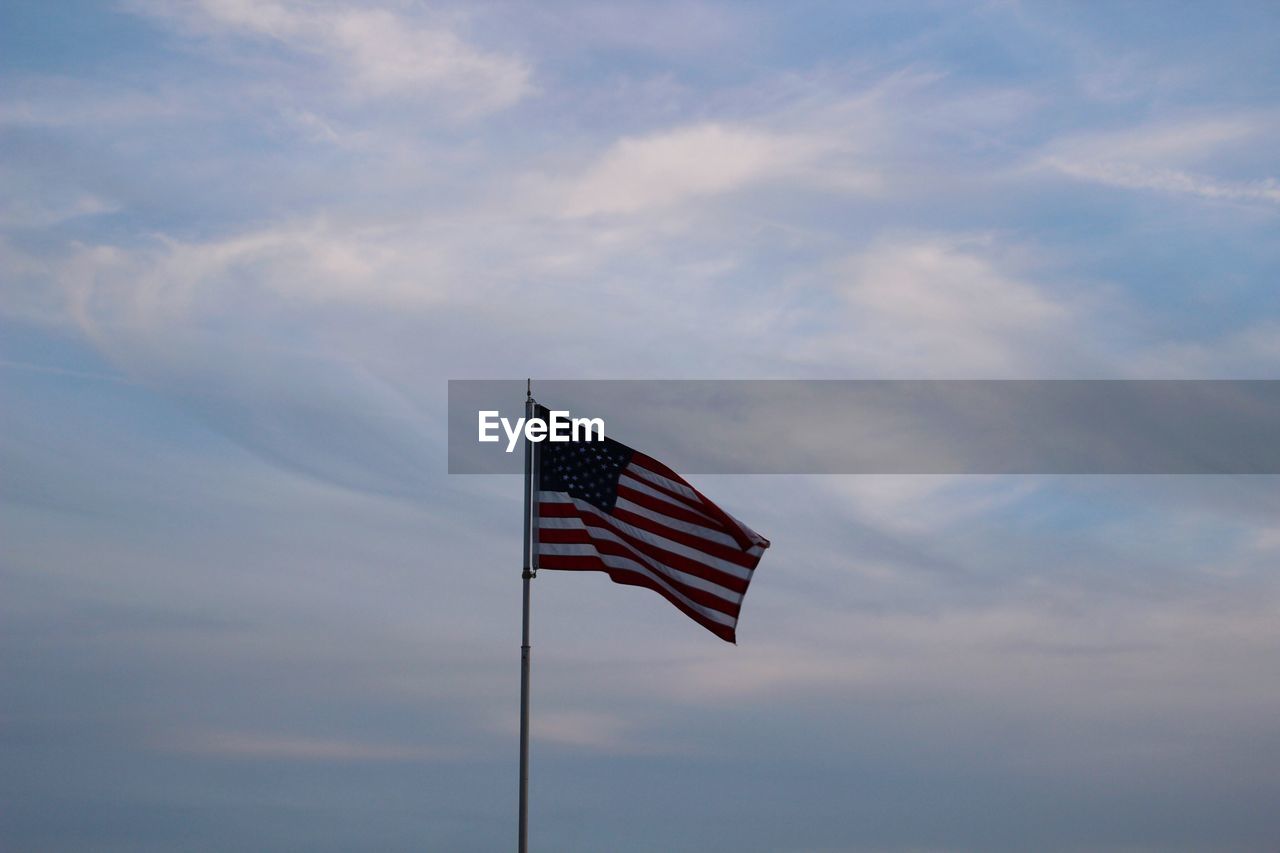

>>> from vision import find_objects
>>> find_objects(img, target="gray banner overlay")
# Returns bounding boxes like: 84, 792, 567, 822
448, 380, 1280, 474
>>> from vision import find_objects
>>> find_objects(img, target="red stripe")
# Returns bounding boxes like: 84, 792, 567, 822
539, 504, 751, 596
627, 450, 687, 483
535, 552, 738, 644
542, 497, 756, 571
615, 483, 722, 529
539, 502, 753, 593
611, 505, 759, 567
622, 463, 709, 514
630, 453, 765, 551
538, 528, 741, 617
537, 525, 742, 612
534, 454, 769, 644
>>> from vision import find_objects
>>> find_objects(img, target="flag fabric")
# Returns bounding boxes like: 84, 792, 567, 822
533, 405, 770, 643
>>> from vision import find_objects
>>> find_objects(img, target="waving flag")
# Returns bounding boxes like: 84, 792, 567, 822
532, 406, 770, 643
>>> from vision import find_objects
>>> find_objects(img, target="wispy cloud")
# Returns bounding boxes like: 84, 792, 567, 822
561, 122, 862, 217
1041, 115, 1280, 203
793, 235, 1097, 376
62, 219, 457, 326
130, 0, 532, 114
5, 2, 1280, 848
161, 729, 452, 762
0, 174, 118, 228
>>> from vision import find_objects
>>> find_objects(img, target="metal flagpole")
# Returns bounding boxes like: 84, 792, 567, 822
519, 378, 536, 853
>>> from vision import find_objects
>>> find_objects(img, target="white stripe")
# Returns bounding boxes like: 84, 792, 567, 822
539, 516, 743, 605
613, 495, 740, 548
614, 473, 762, 555
539, 542, 737, 627
540, 492, 754, 581
616, 474, 720, 524
626, 462, 700, 501
545, 488, 764, 557
627, 466, 767, 547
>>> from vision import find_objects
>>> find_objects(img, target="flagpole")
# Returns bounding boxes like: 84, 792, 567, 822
519, 379, 535, 853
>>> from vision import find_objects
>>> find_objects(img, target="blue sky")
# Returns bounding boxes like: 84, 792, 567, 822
3, 2, 1280, 850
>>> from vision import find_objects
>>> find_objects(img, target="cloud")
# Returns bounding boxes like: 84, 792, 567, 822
542, 551, 1280, 744
56, 219, 468, 335
130, 0, 532, 114
28, 224, 458, 499
1040, 115, 1280, 203
534, 1, 757, 58
160, 729, 451, 762
0, 77, 186, 129
4, 4, 1280, 850
533, 711, 633, 750
0, 193, 118, 229
1128, 320, 1280, 378
820, 475, 1040, 537
794, 236, 1093, 377
561, 122, 868, 217
1049, 161, 1280, 203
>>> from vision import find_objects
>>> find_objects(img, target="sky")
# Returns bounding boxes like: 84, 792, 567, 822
3, 1, 1280, 850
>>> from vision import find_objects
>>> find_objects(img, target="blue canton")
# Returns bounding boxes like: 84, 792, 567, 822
539, 433, 633, 513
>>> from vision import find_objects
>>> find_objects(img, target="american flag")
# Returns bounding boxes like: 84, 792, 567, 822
533, 406, 770, 643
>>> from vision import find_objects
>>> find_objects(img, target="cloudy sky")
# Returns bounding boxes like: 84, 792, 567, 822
3, 1, 1280, 850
